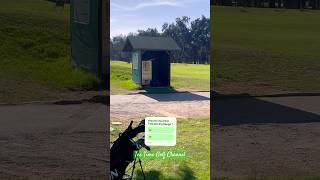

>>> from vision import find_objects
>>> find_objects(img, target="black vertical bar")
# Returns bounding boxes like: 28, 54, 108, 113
106, 0, 110, 91
98, 0, 102, 80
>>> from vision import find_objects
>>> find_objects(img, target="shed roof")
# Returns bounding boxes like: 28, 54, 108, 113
123, 36, 180, 52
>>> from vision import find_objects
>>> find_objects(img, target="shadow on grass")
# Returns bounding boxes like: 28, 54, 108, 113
142, 87, 209, 102
53, 95, 110, 106
212, 91, 320, 99
134, 164, 196, 180
143, 87, 178, 94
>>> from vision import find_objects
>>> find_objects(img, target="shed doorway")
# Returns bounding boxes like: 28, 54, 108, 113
142, 60, 152, 85
141, 51, 170, 87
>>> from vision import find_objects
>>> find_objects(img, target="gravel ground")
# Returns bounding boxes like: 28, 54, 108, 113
0, 102, 109, 179
212, 96, 320, 179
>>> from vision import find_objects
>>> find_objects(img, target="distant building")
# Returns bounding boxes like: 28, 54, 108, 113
123, 36, 180, 87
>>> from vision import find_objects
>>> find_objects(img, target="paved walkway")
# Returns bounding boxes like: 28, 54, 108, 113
111, 92, 210, 122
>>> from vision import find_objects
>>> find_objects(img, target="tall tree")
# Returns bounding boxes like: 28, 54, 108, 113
162, 16, 192, 63
137, 28, 161, 37
190, 16, 210, 64
110, 16, 210, 64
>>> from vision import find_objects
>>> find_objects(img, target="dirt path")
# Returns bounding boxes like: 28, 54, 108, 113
212, 96, 320, 178
0, 102, 108, 179
110, 92, 210, 123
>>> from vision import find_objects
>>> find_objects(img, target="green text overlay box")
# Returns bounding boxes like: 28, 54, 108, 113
145, 117, 176, 146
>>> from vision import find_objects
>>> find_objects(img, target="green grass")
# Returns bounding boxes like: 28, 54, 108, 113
171, 63, 210, 91
0, 0, 99, 102
110, 61, 210, 94
110, 118, 210, 180
213, 177, 320, 180
212, 6, 320, 95
110, 61, 140, 94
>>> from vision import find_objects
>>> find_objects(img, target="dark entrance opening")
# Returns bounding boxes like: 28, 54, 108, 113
142, 51, 170, 87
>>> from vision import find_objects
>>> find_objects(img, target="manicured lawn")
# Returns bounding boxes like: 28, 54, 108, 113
110, 118, 210, 179
171, 63, 210, 92
111, 61, 210, 94
110, 61, 140, 94
212, 6, 320, 95
213, 177, 320, 180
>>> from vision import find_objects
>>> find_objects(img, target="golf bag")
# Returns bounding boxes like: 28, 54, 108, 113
110, 120, 150, 180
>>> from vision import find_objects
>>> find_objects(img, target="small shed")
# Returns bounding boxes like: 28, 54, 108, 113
123, 36, 180, 87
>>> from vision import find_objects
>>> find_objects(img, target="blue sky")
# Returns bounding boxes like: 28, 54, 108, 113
111, 0, 210, 37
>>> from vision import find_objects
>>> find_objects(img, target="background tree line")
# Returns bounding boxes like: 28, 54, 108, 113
110, 16, 210, 64
212, 0, 320, 9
